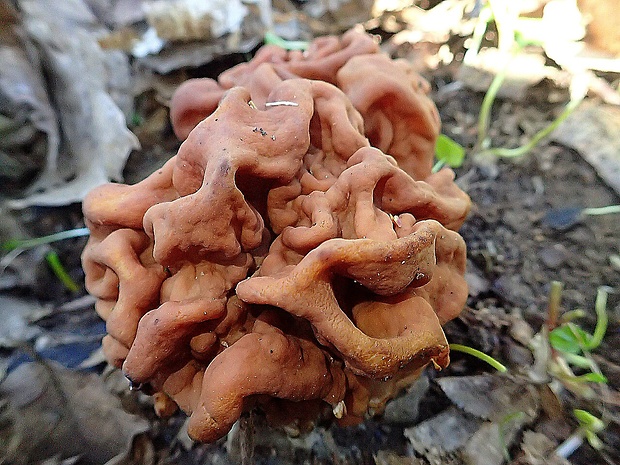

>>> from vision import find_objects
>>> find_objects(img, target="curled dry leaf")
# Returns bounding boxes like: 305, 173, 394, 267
0, 2, 59, 195
7, 0, 138, 208
553, 100, 620, 196
404, 406, 481, 455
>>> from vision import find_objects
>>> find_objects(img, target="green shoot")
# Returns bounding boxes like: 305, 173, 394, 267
589, 287, 609, 350
1, 227, 88, 292
433, 134, 466, 172
549, 286, 609, 355
1, 227, 89, 291
478, 97, 582, 159
2, 227, 90, 251
498, 411, 527, 462
45, 251, 80, 293
562, 352, 597, 370
476, 48, 519, 151
264, 31, 309, 51
574, 409, 605, 449
469, 0, 587, 160
546, 280, 563, 330
582, 205, 620, 217
449, 343, 507, 372
556, 409, 606, 457
571, 372, 608, 384
544, 285, 610, 388
560, 309, 587, 324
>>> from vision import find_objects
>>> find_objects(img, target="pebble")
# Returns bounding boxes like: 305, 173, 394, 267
383, 375, 430, 424
539, 244, 568, 268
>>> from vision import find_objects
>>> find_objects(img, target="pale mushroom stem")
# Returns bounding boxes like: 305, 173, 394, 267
239, 411, 255, 465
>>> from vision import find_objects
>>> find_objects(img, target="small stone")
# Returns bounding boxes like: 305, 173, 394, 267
383, 375, 429, 424
465, 261, 490, 297
504, 340, 534, 367
493, 275, 532, 307
540, 244, 568, 268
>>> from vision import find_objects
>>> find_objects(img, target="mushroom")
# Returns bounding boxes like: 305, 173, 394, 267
82, 29, 471, 443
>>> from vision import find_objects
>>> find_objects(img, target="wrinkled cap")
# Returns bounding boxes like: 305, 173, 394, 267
82, 29, 471, 443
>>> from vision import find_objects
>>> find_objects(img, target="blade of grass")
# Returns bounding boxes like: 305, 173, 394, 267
585, 286, 609, 351
2, 227, 90, 251
264, 31, 309, 51
476, 58, 510, 151
479, 97, 582, 158
449, 343, 507, 372
45, 251, 80, 293
583, 205, 620, 216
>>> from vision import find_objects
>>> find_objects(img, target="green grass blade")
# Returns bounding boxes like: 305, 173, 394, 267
45, 251, 80, 293
449, 343, 507, 372
2, 227, 90, 251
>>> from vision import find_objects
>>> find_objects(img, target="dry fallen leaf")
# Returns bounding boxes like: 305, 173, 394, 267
0, 295, 50, 348
7, 0, 138, 208
520, 430, 571, 465
0, 5, 60, 195
437, 374, 540, 422
404, 406, 481, 456
0, 361, 149, 465
144, 0, 249, 42
301, 0, 374, 34
405, 375, 541, 465
383, 374, 430, 424
553, 100, 620, 196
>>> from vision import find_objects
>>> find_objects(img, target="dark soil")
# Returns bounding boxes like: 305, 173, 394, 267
125, 76, 620, 465
437, 85, 620, 465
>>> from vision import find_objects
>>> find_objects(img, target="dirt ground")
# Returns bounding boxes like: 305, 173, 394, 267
437, 85, 620, 465
1, 2, 619, 465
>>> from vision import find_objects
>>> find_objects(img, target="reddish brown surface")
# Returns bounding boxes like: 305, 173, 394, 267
81, 30, 470, 443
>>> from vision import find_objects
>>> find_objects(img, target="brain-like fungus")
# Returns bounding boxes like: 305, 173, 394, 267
82, 29, 471, 443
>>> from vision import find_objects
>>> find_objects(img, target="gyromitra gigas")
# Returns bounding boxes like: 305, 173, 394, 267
82, 29, 471, 443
